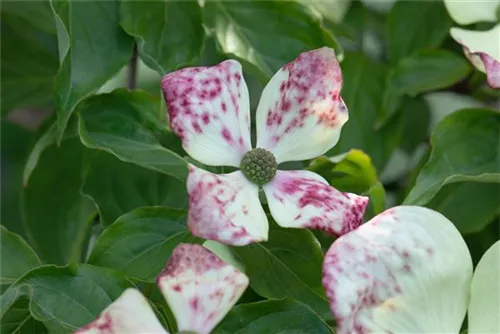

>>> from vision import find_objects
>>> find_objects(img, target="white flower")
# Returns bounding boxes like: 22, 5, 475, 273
444, 0, 500, 88
76, 244, 249, 334
161, 47, 369, 246
322, 205, 499, 334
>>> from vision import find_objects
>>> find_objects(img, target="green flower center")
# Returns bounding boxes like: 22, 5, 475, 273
240, 148, 277, 186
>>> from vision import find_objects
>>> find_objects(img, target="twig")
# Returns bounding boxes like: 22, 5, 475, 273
127, 43, 138, 90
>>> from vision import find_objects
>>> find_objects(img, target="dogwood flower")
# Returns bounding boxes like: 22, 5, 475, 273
444, 0, 500, 88
161, 47, 369, 246
322, 205, 500, 334
76, 244, 249, 334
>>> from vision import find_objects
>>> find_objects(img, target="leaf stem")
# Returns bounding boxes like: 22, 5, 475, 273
127, 43, 138, 89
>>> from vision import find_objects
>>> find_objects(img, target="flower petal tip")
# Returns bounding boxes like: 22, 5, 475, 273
450, 26, 500, 89
339, 193, 369, 236
158, 243, 249, 334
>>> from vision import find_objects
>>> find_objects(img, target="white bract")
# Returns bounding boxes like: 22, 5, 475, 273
75, 244, 249, 334
444, 0, 500, 88
322, 206, 499, 334
161, 47, 368, 246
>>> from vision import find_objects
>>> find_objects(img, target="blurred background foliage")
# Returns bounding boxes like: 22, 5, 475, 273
1, 0, 499, 332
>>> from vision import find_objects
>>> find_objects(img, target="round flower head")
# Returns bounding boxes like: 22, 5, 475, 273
76, 244, 249, 334
322, 206, 500, 334
444, 0, 500, 88
161, 47, 369, 246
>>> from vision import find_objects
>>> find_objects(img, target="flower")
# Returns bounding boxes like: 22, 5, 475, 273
322, 205, 499, 334
161, 47, 369, 246
444, 0, 500, 88
75, 244, 249, 334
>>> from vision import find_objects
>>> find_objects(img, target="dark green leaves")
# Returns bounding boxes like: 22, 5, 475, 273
21, 138, 95, 264
77, 89, 188, 181
203, 1, 342, 80
120, 1, 204, 74
380, 50, 471, 124
214, 299, 331, 334
0, 226, 41, 285
387, 0, 452, 62
82, 153, 188, 226
51, 0, 134, 141
88, 207, 200, 282
1, 2, 59, 114
231, 223, 330, 319
0, 264, 131, 333
428, 183, 500, 234
405, 108, 500, 205
1, 122, 32, 236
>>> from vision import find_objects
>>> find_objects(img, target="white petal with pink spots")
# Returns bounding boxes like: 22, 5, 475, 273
450, 25, 500, 89
187, 165, 269, 246
256, 47, 349, 163
75, 244, 249, 334
322, 206, 473, 334
443, 0, 500, 89
263, 170, 368, 235
162, 60, 252, 167
158, 244, 249, 334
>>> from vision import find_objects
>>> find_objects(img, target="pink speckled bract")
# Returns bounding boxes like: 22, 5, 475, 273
470, 50, 500, 88
75, 289, 167, 334
187, 165, 268, 246
158, 244, 249, 334
75, 244, 249, 334
160, 243, 225, 278
264, 170, 368, 236
256, 47, 349, 163
162, 47, 368, 246
162, 60, 251, 167
322, 206, 473, 334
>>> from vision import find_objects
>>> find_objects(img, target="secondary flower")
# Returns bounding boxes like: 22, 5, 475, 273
161, 47, 369, 246
444, 0, 500, 88
322, 205, 499, 334
76, 244, 248, 334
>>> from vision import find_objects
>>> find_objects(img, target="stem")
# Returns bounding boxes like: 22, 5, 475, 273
127, 43, 138, 89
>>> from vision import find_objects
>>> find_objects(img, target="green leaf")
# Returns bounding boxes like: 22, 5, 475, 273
309, 149, 386, 217
50, 0, 134, 142
424, 91, 485, 131
428, 182, 500, 235
77, 89, 189, 182
203, 1, 343, 81
379, 50, 471, 125
88, 207, 200, 282
1, 2, 59, 114
119, 1, 204, 74
0, 297, 47, 334
1, 1, 56, 34
0, 264, 132, 333
405, 108, 500, 205
23, 119, 79, 187
214, 298, 331, 334
399, 96, 430, 154
1, 122, 33, 237
231, 223, 330, 319
387, 0, 452, 63
329, 53, 401, 170
0, 226, 41, 285
82, 152, 188, 226
21, 138, 96, 264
